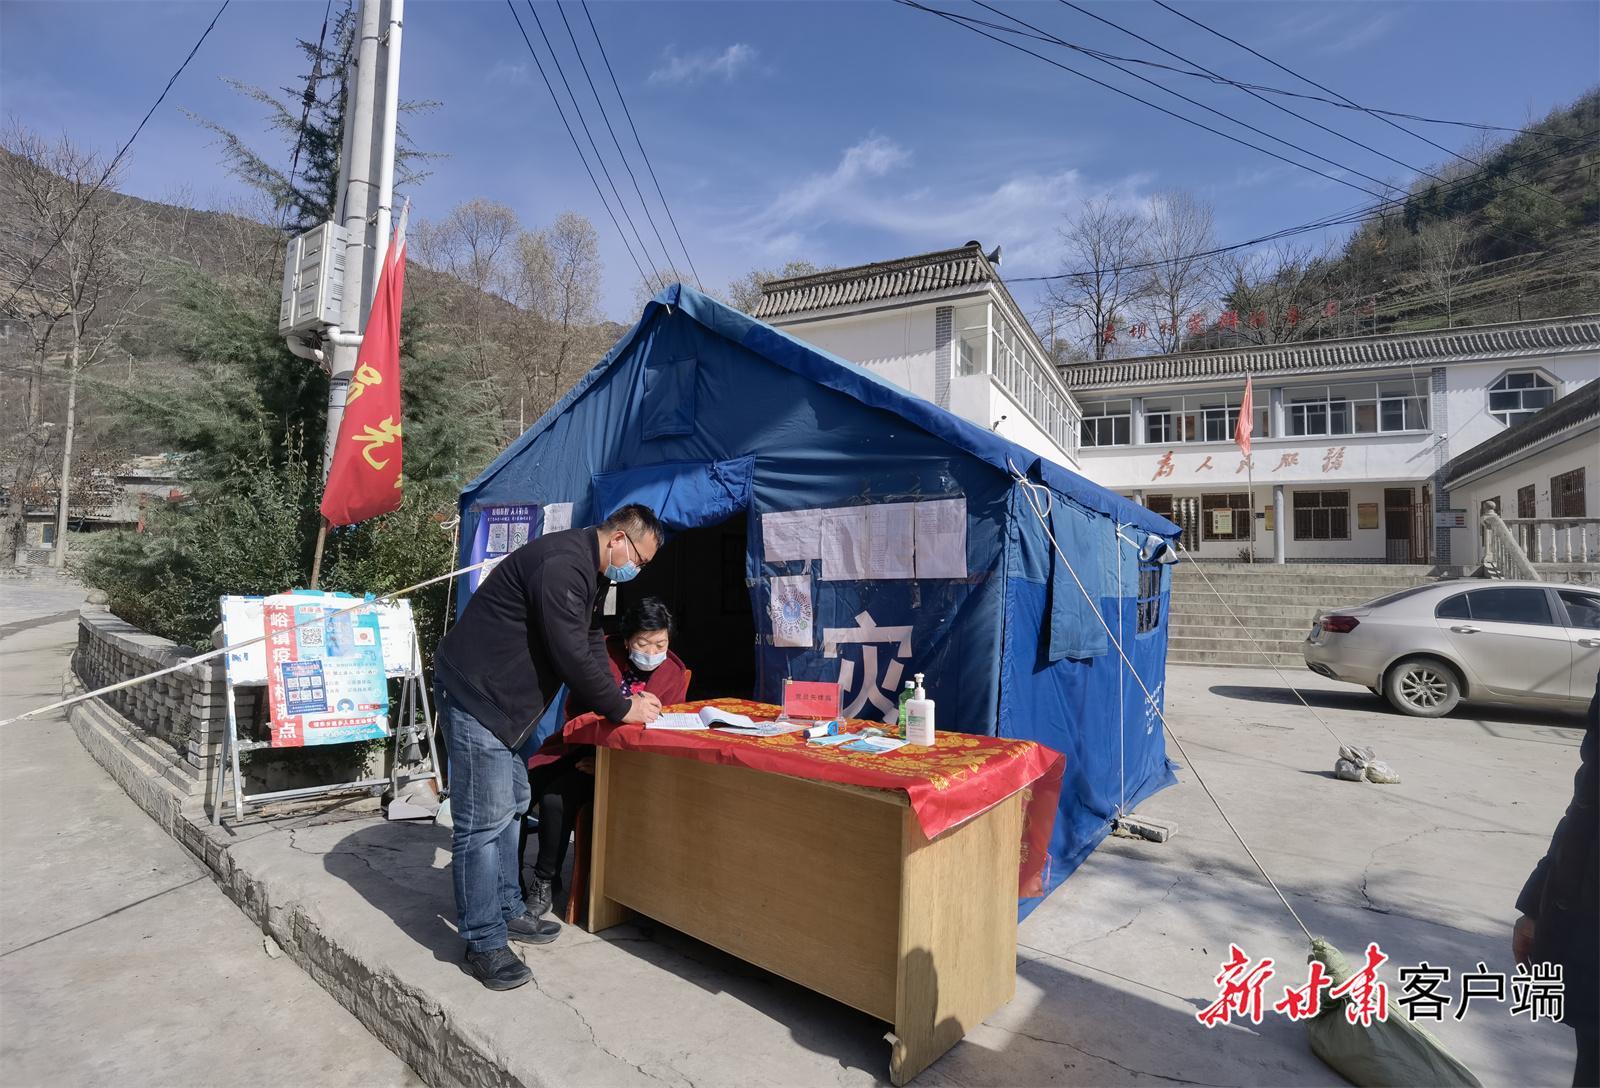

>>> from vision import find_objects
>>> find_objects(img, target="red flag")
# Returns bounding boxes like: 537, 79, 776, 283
1235, 375, 1254, 456
321, 205, 408, 527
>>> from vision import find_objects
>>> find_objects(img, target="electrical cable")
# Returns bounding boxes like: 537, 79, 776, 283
0, 0, 230, 314
580, 0, 704, 291
522, 1, 665, 295
1149, 0, 1575, 211
554, 1, 680, 287
279, 0, 337, 232
971, 0, 1401, 199
896, 0, 1394, 201
503, 0, 654, 293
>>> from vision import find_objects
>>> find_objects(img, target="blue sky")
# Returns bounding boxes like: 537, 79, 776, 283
4, 0, 1596, 322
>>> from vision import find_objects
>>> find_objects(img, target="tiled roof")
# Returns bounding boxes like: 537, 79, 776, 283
1443, 377, 1600, 486
750, 244, 998, 319
1062, 315, 1600, 390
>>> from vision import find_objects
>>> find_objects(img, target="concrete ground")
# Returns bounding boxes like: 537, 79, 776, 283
3, 572, 1587, 1087
0, 577, 421, 1087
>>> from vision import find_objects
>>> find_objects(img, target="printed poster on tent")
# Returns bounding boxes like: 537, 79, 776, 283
261, 593, 389, 747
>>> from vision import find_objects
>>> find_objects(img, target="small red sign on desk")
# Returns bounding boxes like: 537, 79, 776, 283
783, 679, 841, 721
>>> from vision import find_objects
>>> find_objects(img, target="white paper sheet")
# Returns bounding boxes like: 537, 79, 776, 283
769, 574, 814, 648
914, 498, 968, 579
220, 596, 268, 684
647, 714, 708, 730
761, 508, 823, 562
540, 502, 573, 535
866, 503, 916, 579
820, 507, 869, 580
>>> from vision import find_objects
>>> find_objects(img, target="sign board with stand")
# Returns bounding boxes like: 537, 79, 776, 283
213, 593, 442, 823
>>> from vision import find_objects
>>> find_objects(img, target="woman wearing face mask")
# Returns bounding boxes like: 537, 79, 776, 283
520, 596, 689, 917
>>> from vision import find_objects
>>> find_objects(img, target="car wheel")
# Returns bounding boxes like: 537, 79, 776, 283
1384, 658, 1462, 718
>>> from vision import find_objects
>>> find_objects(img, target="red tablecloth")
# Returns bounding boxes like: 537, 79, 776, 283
564, 698, 1065, 897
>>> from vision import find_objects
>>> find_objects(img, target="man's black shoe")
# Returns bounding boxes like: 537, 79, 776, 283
527, 876, 554, 919
508, 911, 561, 945
463, 946, 531, 991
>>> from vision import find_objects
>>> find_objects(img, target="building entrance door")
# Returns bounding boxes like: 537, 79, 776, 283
1149, 495, 1201, 553
1384, 487, 1424, 564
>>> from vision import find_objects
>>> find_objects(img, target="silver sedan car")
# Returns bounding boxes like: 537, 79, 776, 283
1303, 580, 1600, 717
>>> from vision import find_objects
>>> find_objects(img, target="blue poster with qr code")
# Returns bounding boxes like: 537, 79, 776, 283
263, 592, 389, 747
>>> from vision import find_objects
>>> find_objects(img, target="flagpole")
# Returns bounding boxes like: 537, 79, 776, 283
310, 520, 329, 590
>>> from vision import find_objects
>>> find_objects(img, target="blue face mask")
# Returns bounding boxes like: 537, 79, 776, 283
605, 537, 640, 583
629, 648, 667, 672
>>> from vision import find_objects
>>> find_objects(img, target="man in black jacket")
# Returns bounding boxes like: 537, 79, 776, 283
1514, 678, 1597, 1087
435, 503, 664, 990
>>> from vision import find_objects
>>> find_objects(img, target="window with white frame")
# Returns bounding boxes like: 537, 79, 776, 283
1286, 379, 1428, 437
1489, 371, 1556, 425
1141, 393, 1267, 446
989, 311, 1080, 455
1079, 399, 1132, 447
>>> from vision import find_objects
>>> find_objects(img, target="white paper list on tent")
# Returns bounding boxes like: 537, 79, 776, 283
761, 508, 823, 562
820, 508, 869, 580
915, 498, 968, 578
866, 502, 915, 579
541, 502, 573, 534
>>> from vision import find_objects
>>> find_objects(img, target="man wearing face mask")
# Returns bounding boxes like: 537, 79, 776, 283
434, 503, 664, 991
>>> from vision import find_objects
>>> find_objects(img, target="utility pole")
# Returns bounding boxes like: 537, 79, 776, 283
305, 0, 404, 586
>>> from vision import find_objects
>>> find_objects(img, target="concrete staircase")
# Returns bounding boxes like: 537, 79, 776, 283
1167, 563, 1439, 668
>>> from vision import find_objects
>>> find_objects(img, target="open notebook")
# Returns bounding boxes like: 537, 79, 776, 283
646, 706, 805, 737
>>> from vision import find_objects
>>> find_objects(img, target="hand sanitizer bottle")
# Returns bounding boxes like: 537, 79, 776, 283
896, 681, 916, 739
905, 673, 935, 746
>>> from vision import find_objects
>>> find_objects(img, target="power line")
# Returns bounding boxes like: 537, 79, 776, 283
1053, 0, 1445, 187
279, 0, 337, 232
1003, 151, 1595, 284
580, 0, 704, 291
0, 0, 230, 314
552, 1, 679, 286
933, 4, 1586, 144
898, 0, 1395, 201
1148, 0, 1573, 211
522, 1, 665, 295
503, 0, 654, 292
973, 0, 1403, 198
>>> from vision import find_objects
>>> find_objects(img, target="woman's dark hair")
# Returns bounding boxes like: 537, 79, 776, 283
622, 596, 675, 640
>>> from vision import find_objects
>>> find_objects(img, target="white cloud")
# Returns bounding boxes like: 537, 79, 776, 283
726, 134, 1152, 277
648, 43, 758, 86
485, 60, 530, 86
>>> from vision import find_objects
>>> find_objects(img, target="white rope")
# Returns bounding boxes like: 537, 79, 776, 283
1116, 515, 1127, 817
1011, 466, 1316, 945
1172, 541, 1350, 748
0, 558, 496, 729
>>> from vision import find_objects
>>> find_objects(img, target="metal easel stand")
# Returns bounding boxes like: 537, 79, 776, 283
211, 620, 443, 826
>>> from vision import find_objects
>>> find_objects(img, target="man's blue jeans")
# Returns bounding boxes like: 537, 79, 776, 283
440, 689, 531, 953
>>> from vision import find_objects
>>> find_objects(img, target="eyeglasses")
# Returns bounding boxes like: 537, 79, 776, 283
622, 530, 652, 569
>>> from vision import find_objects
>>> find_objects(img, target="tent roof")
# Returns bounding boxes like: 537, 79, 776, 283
466, 284, 1179, 537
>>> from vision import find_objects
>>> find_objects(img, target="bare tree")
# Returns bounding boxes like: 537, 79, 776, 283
726, 259, 827, 313
511, 211, 604, 424
0, 128, 147, 566
1417, 220, 1472, 327
1212, 242, 1342, 347
412, 198, 520, 383
1046, 196, 1147, 361
1138, 192, 1218, 353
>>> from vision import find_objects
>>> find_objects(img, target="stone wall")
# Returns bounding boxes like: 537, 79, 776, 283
72, 606, 225, 774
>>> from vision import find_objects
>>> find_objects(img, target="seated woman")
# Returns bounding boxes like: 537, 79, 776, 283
521, 596, 689, 918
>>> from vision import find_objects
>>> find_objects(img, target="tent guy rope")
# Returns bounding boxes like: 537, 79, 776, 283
1008, 461, 1317, 946
0, 558, 495, 729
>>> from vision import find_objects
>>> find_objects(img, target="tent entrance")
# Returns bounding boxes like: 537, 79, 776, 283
615, 511, 755, 702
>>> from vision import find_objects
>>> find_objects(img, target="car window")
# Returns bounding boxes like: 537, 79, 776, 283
1466, 587, 1555, 626
1435, 593, 1471, 620
1559, 590, 1600, 631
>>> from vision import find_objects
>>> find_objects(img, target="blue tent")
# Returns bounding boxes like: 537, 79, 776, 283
455, 284, 1182, 913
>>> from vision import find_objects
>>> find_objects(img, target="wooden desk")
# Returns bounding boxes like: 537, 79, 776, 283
587, 746, 1023, 1085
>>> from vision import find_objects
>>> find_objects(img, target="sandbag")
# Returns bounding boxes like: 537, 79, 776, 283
1363, 761, 1401, 785
1334, 745, 1400, 785
1306, 938, 1481, 1087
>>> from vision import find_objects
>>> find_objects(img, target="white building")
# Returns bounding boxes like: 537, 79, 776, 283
1444, 377, 1598, 569
751, 244, 1083, 469
1063, 318, 1599, 564
754, 246, 1599, 568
